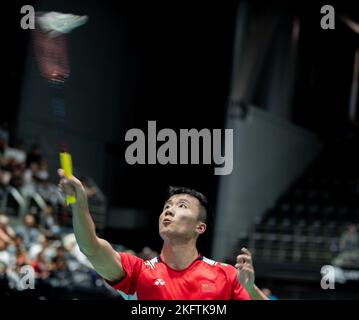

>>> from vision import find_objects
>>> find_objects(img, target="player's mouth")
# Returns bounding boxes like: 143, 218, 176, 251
162, 218, 172, 225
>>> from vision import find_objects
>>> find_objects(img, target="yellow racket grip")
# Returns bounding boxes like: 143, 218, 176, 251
60, 152, 77, 205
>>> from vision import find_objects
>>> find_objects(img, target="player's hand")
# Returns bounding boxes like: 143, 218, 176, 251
58, 168, 87, 205
235, 247, 255, 293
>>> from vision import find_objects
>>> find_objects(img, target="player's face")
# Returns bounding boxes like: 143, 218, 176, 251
159, 194, 206, 241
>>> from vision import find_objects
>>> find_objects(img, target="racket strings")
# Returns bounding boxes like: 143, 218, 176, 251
32, 27, 70, 82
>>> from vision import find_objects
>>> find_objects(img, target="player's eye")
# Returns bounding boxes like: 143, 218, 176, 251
179, 203, 188, 208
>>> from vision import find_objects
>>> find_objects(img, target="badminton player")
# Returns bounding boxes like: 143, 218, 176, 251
58, 169, 268, 300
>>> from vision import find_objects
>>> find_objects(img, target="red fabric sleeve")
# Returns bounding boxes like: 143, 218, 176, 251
106, 252, 144, 295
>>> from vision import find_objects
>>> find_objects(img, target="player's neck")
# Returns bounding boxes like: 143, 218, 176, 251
161, 241, 199, 271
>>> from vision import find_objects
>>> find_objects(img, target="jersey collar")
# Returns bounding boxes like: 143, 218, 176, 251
157, 253, 203, 271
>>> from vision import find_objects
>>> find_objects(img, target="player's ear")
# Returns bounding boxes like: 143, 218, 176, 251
196, 222, 207, 235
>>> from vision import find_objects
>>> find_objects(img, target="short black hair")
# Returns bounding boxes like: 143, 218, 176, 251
166, 186, 210, 224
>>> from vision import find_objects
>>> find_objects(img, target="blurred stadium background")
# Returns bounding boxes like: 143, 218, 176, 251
1, 0, 359, 299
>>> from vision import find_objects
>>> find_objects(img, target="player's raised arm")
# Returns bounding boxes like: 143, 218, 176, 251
58, 169, 125, 282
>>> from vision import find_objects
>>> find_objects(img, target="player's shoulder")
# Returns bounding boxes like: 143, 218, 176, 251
200, 256, 235, 270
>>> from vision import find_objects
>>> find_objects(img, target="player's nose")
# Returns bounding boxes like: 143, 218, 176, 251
164, 209, 174, 217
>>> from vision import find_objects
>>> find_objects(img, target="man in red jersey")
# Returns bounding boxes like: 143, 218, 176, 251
58, 169, 268, 300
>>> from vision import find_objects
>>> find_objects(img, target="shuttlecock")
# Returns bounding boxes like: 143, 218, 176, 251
36, 11, 88, 38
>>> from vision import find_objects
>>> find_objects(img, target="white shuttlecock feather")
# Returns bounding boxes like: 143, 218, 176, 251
36, 11, 88, 38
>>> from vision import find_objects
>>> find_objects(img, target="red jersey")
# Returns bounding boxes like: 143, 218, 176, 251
107, 252, 251, 300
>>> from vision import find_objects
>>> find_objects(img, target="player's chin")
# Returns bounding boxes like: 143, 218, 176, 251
159, 224, 170, 232
159, 225, 174, 236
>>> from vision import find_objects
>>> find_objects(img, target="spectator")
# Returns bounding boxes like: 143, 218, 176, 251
63, 233, 92, 269
50, 254, 73, 288
20, 162, 39, 210
40, 204, 61, 239
6, 234, 31, 291
34, 158, 49, 181
9, 162, 25, 189
0, 142, 15, 174
14, 235, 31, 270
56, 245, 71, 261
28, 233, 52, 260
0, 239, 10, 274
3, 141, 27, 166
26, 144, 42, 168
0, 167, 11, 186
57, 205, 72, 227
0, 213, 15, 245
15, 214, 40, 251
1, 138, 26, 189
32, 250, 51, 280
24, 162, 39, 184
8, 233, 24, 257
37, 177, 62, 207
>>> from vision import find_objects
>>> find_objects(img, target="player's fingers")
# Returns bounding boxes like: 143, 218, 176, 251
236, 254, 252, 264
236, 258, 244, 266
59, 177, 70, 188
58, 179, 66, 189
241, 247, 252, 256
58, 178, 76, 194
58, 172, 82, 190
58, 168, 65, 177
58, 168, 80, 185
64, 184, 75, 195
242, 266, 254, 273
236, 253, 251, 260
